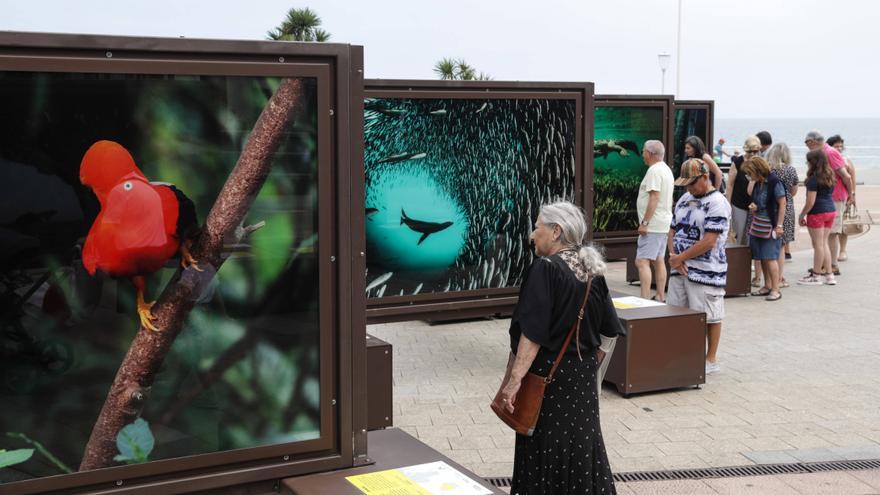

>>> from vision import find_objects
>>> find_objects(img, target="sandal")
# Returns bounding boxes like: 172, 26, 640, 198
832, 265, 841, 276
650, 295, 666, 303
765, 291, 782, 301
838, 253, 848, 262
750, 277, 763, 288
751, 287, 771, 297
780, 279, 790, 288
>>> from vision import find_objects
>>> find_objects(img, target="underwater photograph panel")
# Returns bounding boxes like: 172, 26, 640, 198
593, 105, 665, 233
672, 107, 709, 178
364, 97, 577, 298
0, 71, 322, 484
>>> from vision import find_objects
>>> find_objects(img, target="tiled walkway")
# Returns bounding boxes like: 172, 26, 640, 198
368, 189, 880, 492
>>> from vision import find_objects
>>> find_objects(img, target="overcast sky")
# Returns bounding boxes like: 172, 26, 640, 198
3, 0, 877, 118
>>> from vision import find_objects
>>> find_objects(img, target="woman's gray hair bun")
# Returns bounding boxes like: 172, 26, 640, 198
538, 201, 607, 276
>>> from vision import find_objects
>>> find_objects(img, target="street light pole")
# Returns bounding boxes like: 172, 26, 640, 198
658, 53, 671, 94
676, 0, 683, 97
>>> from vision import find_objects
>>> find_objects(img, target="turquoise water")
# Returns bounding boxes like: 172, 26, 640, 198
594, 106, 664, 177
366, 167, 467, 273
593, 106, 665, 232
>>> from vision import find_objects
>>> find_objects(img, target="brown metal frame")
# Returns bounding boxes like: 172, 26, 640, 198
591, 95, 674, 258
362, 80, 594, 324
673, 100, 716, 155
0, 31, 366, 495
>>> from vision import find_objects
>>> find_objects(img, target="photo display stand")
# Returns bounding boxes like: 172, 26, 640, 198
0, 32, 367, 495
672, 100, 715, 180
363, 80, 594, 324
591, 95, 674, 260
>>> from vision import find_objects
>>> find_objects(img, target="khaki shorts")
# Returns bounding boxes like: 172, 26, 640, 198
667, 276, 726, 324
636, 232, 667, 260
831, 200, 846, 234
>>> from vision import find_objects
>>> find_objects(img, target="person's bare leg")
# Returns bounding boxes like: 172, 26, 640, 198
706, 322, 722, 363
810, 228, 824, 274
785, 242, 792, 255
777, 244, 786, 285
636, 258, 653, 299
828, 233, 840, 271
839, 233, 849, 261
822, 229, 834, 274
752, 259, 763, 286
764, 256, 780, 296
653, 256, 667, 301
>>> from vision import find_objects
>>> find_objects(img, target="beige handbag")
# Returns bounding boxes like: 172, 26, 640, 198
842, 204, 873, 238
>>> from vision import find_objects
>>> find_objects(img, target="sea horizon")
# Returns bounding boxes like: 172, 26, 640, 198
715, 117, 880, 183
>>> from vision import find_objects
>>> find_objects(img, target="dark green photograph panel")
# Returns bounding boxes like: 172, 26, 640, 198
364, 97, 577, 298
672, 107, 709, 178
593, 106, 665, 233
0, 71, 321, 484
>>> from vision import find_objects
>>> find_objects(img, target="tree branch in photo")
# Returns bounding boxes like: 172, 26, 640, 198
79, 77, 305, 471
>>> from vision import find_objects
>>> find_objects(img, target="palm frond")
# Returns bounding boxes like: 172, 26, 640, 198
313, 29, 331, 42
434, 58, 458, 80
270, 7, 329, 42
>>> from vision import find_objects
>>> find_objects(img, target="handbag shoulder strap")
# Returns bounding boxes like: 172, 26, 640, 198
544, 277, 593, 383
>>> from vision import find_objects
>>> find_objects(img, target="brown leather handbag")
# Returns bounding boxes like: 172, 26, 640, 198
491, 277, 592, 436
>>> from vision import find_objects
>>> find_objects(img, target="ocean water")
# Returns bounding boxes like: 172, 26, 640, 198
715, 118, 880, 172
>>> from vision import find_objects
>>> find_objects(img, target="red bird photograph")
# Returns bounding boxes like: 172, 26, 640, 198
79, 140, 199, 331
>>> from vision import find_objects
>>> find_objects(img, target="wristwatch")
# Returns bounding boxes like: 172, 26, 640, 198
640, 220, 649, 226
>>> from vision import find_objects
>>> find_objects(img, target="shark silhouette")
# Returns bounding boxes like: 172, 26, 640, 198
400, 209, 453, 245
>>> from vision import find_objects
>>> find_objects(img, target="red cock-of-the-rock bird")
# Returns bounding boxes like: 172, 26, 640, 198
80, 140, 199, 331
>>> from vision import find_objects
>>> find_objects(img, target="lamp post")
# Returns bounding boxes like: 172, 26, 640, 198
676, 0, 683, 96
658, 53, 671, 94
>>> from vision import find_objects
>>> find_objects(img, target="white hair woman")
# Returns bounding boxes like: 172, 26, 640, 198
499, 200, 624, 494
766, 143, 798, 287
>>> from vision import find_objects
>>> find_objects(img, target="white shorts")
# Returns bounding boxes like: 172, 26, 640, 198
831, 200, 846, 234
667, 276, 726, 324
636, 232, 667, 260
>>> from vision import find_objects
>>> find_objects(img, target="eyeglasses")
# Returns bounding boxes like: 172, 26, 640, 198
745, 149, 759, 154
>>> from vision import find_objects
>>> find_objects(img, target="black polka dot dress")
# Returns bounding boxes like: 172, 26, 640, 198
508, 252, 622, 495
510, 353, 616, 494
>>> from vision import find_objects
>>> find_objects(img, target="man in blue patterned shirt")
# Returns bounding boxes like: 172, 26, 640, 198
667, 158, 731, 375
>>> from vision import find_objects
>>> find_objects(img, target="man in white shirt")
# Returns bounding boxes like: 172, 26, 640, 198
635, 140, 675, 301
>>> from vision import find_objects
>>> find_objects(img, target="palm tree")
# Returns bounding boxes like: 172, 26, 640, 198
267, 7, 331, 42
433, 58, 491, 80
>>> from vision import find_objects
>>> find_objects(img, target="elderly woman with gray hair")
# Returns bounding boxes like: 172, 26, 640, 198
500, 200, 624, 494
766, 143, 798, 286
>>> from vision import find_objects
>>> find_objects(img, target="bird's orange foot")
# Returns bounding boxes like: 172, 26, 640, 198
137, 300, 161, 332
180, 242, 204, 272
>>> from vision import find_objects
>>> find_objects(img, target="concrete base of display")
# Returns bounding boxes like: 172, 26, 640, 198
604, 296, 706, 396
624, 244, 752, 297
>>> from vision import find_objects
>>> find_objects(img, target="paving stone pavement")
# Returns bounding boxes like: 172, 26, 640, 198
368, 187, 880, 489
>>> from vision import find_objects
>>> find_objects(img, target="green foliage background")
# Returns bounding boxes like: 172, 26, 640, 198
593, 106, 665, 232
0, 73, 322, 483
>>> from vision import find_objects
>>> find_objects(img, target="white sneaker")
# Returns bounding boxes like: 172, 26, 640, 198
705, 361, 721, 375
797, 273, 823, 286
824, 274, 837, 286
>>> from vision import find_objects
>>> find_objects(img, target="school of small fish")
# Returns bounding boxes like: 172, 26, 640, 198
364, 97, 577, 297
